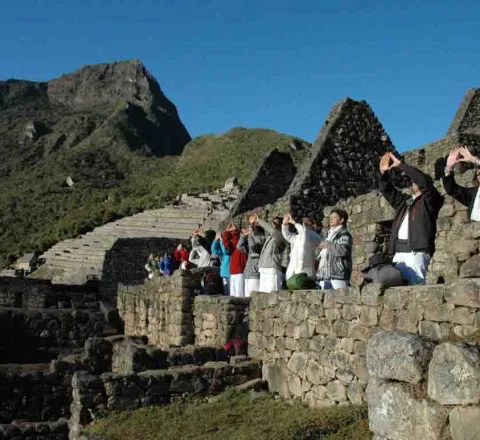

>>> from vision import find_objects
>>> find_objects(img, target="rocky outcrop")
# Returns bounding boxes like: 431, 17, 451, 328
0, 60, 190, 159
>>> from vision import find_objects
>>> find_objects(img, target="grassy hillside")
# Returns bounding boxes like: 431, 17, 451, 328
85, 389, 370, 440
0, 127, 308, 266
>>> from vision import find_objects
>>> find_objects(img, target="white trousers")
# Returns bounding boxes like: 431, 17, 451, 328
393, 251, 430, 285
259, 268, 284, 293
317, 280, 348, 290
230, 273, 245, 297
244, 278, 260, 297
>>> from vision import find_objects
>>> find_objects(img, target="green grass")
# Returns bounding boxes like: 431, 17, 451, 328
85, 390, 370, 440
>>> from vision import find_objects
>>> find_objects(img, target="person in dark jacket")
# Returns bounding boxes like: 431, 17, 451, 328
379, 152, 443, 284
442, 146, 480, 220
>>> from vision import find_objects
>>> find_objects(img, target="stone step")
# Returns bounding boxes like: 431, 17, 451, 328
117, 217, 207, 226
43, 259, 100, 270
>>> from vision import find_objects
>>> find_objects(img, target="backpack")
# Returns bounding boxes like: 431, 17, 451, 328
363, 263, 405, 288
201, 271, 223, 295
286, 272, 316, 290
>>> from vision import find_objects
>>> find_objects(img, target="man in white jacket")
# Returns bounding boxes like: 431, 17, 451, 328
282, 213, 322, 280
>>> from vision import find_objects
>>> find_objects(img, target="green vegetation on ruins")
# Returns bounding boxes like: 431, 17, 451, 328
0, 126, 308, 267
85, 389, 370, 440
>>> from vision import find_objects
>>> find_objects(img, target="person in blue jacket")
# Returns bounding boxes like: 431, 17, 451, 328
158, 252, 174, 276
211, 231, 231, 295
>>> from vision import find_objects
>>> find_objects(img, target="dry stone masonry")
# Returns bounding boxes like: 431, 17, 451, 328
248, 278, 480, 409
367, 329, 480, 440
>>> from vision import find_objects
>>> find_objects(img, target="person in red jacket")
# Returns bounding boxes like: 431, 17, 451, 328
173, 243, 190, 270
222, 223, 247, 297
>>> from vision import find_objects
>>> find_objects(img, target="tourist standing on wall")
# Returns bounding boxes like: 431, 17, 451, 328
282, 213, 322, 281
189, 232, 211, 268
223, 223, 247, 298
443, 146, 480, 220
379, 152, 443, 284
315, 209, 352, 289
211, 231, 231, 295
174, 243, 190, 270
251, 213, 287, 293
159, 252, 174, 276
237, 215, 266, 297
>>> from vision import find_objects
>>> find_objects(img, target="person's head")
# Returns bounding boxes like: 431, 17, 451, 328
329, 209, 348, 227
271, 217, 282, 230
411, 182, 421, 195
302, 217, 313, 228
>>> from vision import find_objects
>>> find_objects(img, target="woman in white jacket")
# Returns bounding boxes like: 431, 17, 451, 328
281, 213, 322, 280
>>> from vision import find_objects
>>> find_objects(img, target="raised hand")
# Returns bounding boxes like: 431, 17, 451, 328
379, 153, 390, 175
282, 213, 290, 225
388, 152, 401, 168
457, 146, 478, 164
446, 147, 461, 170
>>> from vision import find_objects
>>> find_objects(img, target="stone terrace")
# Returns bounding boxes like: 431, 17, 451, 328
30, 180, 240, 285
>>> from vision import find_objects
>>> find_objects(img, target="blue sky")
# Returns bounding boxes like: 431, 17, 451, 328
1, 0, 478, 151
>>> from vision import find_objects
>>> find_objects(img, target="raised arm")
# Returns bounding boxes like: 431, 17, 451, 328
379, 153, 408, 210
442, 147, 477, 207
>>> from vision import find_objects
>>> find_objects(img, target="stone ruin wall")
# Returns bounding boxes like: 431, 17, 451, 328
248, 278, 480, 410
287, 98, 400, 219
366, 329, 480, 440
229, 149, 298, 218
117, 270, 251, 350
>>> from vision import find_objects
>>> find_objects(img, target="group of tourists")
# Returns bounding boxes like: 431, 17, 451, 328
145, 145, 480, 295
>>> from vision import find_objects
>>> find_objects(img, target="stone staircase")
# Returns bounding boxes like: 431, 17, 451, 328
29, 180, 242, 285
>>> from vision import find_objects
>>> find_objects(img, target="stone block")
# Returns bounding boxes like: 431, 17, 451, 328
424, 303, 453, 322
367, 330, 434, 384
460, 254, 480, 278
361, 283, 384, 306
341, 338, 355, 353
428, 342, 480, 404
343, 304, 362, 320
347, 381, 365, 405
418, 321, 442, 341
287, 374, 303, 397
306, 359, 335, 385
453, 325, 477, 338
449, 238, 479, 255
287, 352, 309, 378
326, 380, 347, 402
330, 350, 351, 370
449, 407, 480, 440
262, 360, 289, 398
352, 355, 368, 382
354, 341, 367, 356
325, 308, 341, 320
349, 324, 370, 342
367, 379, 449, 440
333, 319, 350, 337
383, 287, 410, 310
360, 306, 379, 326
449, 306, 475, 325
446, 279, 480, 307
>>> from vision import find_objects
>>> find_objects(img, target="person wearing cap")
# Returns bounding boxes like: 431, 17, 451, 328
443, 146, 480, 221
379, 152, 443, 285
